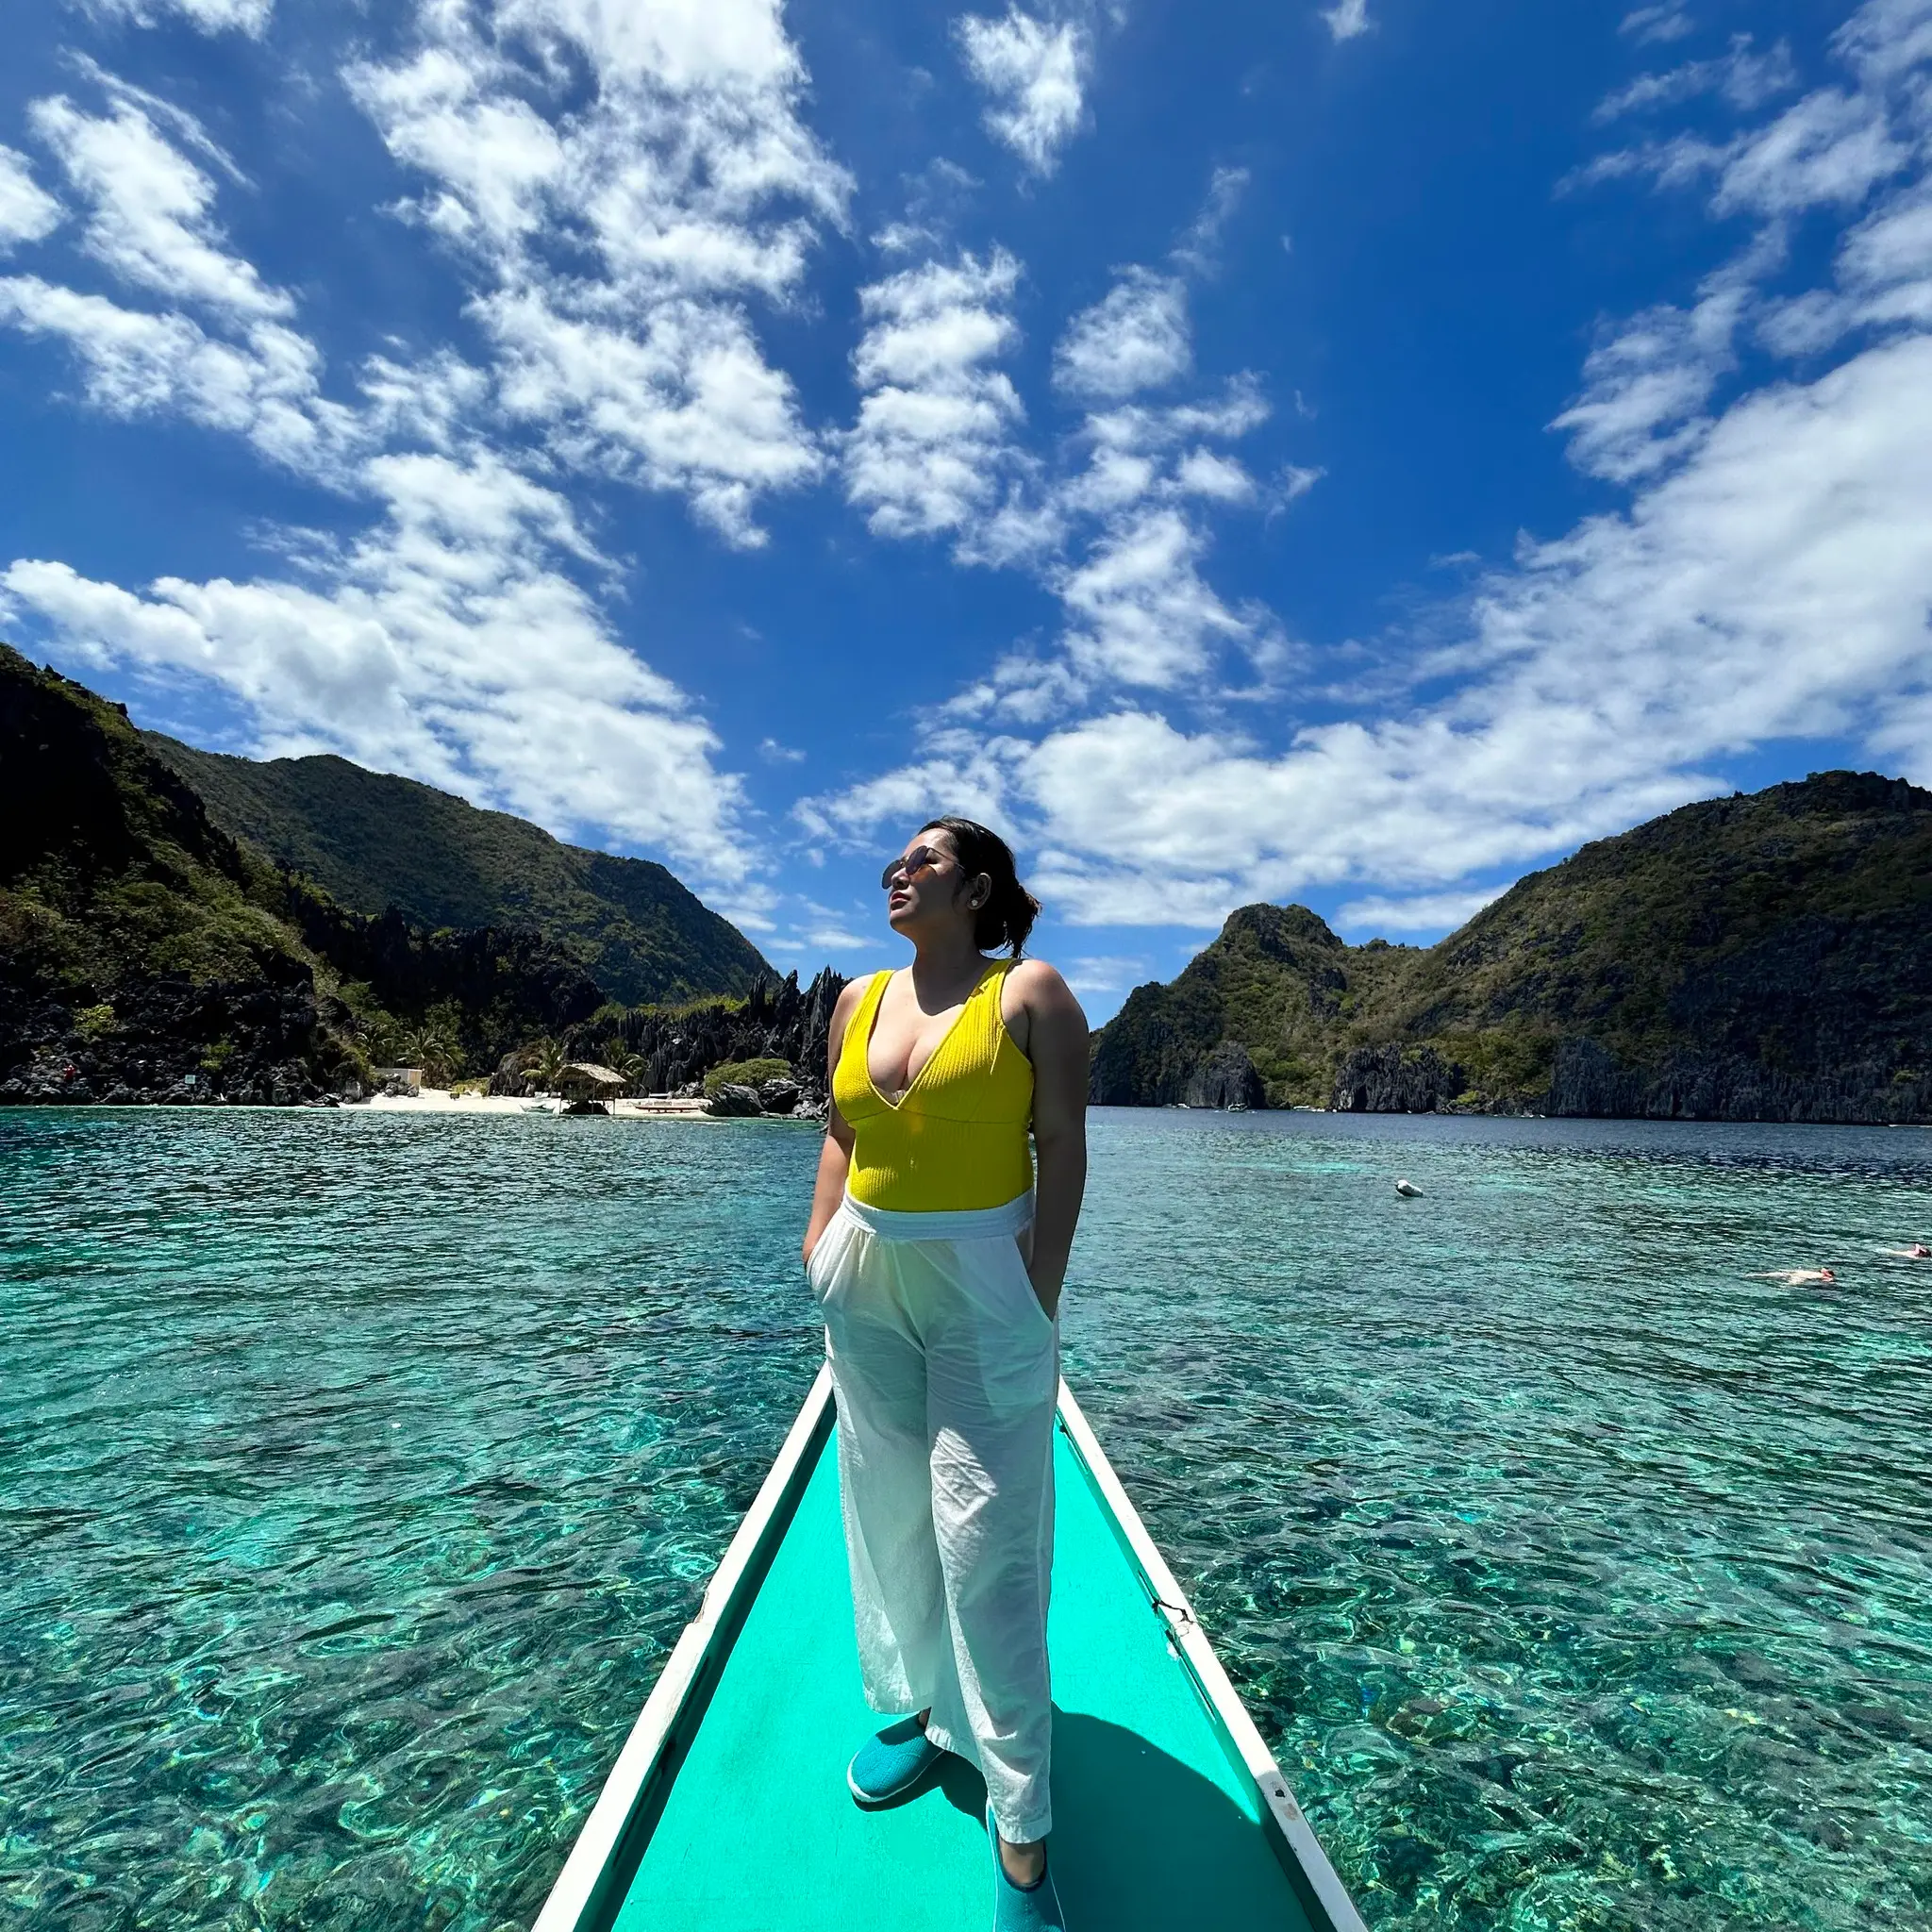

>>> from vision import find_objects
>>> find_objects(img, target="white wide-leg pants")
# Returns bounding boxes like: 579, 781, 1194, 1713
808, 1190, 1058, 1842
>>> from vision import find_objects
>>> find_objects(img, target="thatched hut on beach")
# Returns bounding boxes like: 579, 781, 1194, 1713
558, 1062, 625, 1113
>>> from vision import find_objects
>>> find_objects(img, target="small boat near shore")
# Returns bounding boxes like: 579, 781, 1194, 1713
533, 1368, 1366, 1932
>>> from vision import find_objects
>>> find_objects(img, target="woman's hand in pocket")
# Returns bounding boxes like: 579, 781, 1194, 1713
1017, 1232, 1058, 1322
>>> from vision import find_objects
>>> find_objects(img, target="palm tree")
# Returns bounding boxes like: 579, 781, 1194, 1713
400, 1024, 459, 1086
608, 1046, 646, 1095
526, 1036, 567, 1095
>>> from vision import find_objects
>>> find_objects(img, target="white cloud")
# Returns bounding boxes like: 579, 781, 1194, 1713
1714, 84, 1907, 214
842, 248, 1028, 542
0, 275, 355, 475
1053, 268, 1191, 399
1552, 281, 1746, 481
1057, 508, 1254, 688
482, 291, 824, 543
1062, 953, 1155, 995
0, 79, 359, 479
795, 732, 1021, 848
347, 0, 851, 544
2, 448, 752, 877
1171, 169, 1250, 282
1002, 325, 1932, 927
1335, 887, 1505, 935
0, 147, 61, 254
1276, 461, 1324, 505
833, 185, 1287, 736
955, 8, 1090, 175
1620, 6, 1694, 46
0, 39, 779, 884
1586, 86, 1908, 215
803, 919, 868, 949
1174, 447, 1256, 502
82, 0, 275, 34
31, 89, 291, 321
1321, 1, 1372, 45
1594, 36, 1797, 122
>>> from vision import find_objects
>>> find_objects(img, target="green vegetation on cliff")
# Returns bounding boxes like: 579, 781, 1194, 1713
2, 647, 605, 1102
145, 736, 773, 1006
2, 644, 357, 1102
1091, 773, 1932, 1124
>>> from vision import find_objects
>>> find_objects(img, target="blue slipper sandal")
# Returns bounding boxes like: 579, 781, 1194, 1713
987, 1804, 1066, 1930
847, 1716, 943, 1807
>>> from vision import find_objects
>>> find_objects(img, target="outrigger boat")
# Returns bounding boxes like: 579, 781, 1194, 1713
534, 1368, 1367, 1932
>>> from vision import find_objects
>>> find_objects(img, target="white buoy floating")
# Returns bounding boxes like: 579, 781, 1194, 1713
1394, 1178, 1422, 1197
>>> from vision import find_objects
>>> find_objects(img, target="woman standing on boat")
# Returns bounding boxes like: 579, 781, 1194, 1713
802, 817, 1089, 1931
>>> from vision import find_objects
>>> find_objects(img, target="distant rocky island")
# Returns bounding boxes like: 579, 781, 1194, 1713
1091, 773, 1932, 1124
0, 645, 839, 1108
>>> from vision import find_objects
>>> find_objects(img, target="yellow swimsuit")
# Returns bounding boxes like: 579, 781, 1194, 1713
832, 961, 1034, 1212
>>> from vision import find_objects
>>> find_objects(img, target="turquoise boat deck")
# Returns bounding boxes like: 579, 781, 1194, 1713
541, 1375, 1357, 1931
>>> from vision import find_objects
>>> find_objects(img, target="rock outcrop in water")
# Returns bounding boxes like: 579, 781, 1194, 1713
1092, 773, 1932, 1124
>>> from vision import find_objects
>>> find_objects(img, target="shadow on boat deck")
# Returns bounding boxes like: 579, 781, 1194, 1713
579, 1397, 1333, 1932
921, 1711, 1310, 1928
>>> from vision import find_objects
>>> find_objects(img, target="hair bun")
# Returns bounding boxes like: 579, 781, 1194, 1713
919, 815, 1040, 956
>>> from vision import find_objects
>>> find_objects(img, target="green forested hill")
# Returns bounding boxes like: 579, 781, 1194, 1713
1091, 773, 1932, 1124
1, 646, 332, 1105
144, 737, 772, 1005
0, 645, 602, 1103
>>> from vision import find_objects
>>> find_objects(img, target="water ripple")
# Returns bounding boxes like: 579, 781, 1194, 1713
3, 1108, 1930, 1929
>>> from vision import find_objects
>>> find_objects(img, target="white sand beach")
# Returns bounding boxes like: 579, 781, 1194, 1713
365, 1089, 719, 1119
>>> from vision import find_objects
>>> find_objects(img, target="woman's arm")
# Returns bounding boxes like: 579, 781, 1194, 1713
1014, 961, 1090, 1316
803, 980, 865, 1267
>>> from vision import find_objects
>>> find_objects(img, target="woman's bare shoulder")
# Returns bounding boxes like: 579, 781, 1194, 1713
1006, 958, 1084, 1017
832, 974, 874, 1018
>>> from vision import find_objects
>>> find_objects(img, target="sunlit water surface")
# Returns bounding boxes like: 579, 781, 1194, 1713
3, 1108, 1929, 1930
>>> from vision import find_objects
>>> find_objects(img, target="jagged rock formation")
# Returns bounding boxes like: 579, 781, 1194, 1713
285, 894, 603, 1074
1182, 1041, 1266, 1108
1091, 904, 1415, 1108
489, 968, 849, 1102
1332, 1045, 1466, 1114
1092, 773, 1932, 1124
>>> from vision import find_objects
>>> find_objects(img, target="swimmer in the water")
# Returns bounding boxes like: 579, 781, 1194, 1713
1750, 1267, 1838, 1285
1877, 1243, 1932, 1259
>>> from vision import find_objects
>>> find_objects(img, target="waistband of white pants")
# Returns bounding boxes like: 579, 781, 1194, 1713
838, 1190, 1034, 1242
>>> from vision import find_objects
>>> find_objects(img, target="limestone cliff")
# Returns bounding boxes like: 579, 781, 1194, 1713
1091, 773, 1932, 1124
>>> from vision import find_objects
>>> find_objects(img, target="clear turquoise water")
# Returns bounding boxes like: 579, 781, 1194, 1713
3, 1108, 1929, 1930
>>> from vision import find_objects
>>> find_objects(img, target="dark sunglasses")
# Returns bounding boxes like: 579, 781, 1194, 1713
880, 845, 947, 891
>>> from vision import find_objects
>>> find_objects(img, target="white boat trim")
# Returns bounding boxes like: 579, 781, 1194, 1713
534, 1367, 1366, 1932
531, 1363, 836, 1932
1055, 1380, 1370, 1932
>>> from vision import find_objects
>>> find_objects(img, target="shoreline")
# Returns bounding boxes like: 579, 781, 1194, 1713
0, 1091, 808, 1119
364, 1090, 779, 1119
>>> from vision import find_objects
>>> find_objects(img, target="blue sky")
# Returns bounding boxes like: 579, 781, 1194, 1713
3, 0, 1929, 1022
